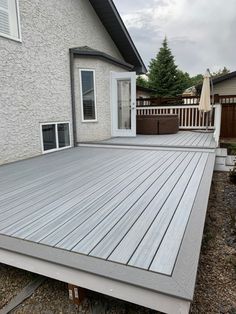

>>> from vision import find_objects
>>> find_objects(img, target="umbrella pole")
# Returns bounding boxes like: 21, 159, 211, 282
206, 112, 209, 131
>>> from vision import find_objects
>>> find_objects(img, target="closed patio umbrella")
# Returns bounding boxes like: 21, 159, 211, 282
199, 70, 211, 112
198, 70, 212, 130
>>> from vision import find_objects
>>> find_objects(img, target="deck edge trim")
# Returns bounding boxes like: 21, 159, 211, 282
172, 153, 216, 300
0, 248, 191, 314
0, 234, 189, 300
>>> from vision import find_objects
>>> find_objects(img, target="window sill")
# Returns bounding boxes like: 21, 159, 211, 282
0, 33, 22, 43
42, 145, 72, 154
81, 120, 98, 123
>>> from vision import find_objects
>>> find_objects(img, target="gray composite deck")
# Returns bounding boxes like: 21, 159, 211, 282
79, 131, 216, 149
0, 143, 216, 313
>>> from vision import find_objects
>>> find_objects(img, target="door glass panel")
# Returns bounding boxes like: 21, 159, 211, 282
117, 79, 131, 130
42, 124, 56, 151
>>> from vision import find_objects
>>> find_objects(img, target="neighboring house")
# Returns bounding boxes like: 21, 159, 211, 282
196, 70, 236, 95
182, 86, 196, 97
196, 71, 236, 138
136, 85, 156, 98
0, 0, 146, 165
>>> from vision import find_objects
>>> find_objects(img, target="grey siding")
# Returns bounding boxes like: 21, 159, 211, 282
0, 0, 124, 165
214, 77, 236, 95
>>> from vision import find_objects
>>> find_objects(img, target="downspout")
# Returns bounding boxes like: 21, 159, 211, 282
69, 49, 77, 147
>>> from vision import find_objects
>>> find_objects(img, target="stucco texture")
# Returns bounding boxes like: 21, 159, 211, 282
74, 58, 125, 142
0, 0, 124, 165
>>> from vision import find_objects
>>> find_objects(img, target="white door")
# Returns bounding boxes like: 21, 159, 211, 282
111, 72, 136, 137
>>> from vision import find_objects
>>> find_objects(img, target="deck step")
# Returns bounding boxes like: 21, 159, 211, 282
226, 155, 236, 166
214, 163, 234, 172
215, 148, 228, 157
215, 156, 226, 165
214, 153, 235, 172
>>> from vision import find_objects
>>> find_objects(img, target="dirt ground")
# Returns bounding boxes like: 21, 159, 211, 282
0, 172, 235, 314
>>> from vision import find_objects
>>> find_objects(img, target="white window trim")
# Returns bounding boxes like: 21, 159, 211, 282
79, 69, 98, 123
40, 122, 72, 154
0, 0, 22, 42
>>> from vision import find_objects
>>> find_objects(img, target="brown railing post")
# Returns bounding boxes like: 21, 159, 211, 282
214, 94, 220, 104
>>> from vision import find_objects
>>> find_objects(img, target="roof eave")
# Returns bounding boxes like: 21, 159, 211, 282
88, 0, 147, 74
70, 47, 134, 71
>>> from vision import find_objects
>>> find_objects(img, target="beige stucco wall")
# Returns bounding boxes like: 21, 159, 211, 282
0, 0, 124, 165
213, 77, 236, 95
74, 58, 125, 142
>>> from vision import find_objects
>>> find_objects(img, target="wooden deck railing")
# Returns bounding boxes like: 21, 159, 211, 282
136, 105, 215, 129
136, 94, 236, 145
218, 95, 236, 104
136, 94, 236, 107
136, 96, 198, 107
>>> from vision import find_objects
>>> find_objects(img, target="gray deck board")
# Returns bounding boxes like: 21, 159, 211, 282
0, 149, 137, 215
27, 151, 168, 244
0, 141, 216, 309
54, 152, 176, 250
90, 152, 190, 259
80, 131, 216, 149
149, 153, 208, 275
0, 148, 125, 196
127, 153, 204, 271
73, 152, 185, 256
14, 151, 159, 240
108, 152, 199, 265
0, 151, 149, 233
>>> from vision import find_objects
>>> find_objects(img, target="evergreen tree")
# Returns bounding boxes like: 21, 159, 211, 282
136, 75, 148, 88
148, 37, 179, 96
190, 74, 204, 86
175, 70, 192, 94
212, 66, 230, 78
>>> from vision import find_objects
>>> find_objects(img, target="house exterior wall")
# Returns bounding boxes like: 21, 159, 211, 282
0, 0, 124, 165
74, 58, 125, 142
213, 77, 236, 95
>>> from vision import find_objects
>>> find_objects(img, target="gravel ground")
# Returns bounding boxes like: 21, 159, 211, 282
191, 172, 236, 314
0, 172, 235, 314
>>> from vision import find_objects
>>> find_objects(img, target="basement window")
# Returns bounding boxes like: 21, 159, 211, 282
0, 0, 21, 41
41, 122, 71, 153
79, 69, 97, 122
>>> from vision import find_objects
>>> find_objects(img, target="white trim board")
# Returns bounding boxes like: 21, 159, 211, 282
0, 248, 190, 314
40, 121, 72, 154
0, 0, 22, 42
79, 69, 98, 123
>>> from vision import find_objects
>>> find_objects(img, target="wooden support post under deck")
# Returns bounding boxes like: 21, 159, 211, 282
68, 284, 86, 306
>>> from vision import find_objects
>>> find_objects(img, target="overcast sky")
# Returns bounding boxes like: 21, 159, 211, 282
113, 0, 236, 76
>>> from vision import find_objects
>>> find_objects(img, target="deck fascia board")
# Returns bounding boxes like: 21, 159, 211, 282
172, 153, 216, 299
0, 234, 188, 299
0, 248, 190, 314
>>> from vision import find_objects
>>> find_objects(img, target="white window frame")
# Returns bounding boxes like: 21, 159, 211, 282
40, 122, 72, 154
79, 69, 98, 123
0, 0, 22, 42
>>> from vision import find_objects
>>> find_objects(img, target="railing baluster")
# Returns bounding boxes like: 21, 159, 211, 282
136, 103, 218, 130
195, 108, 197, 127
